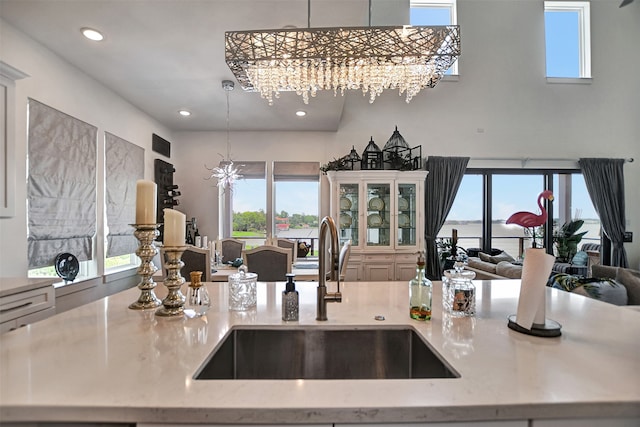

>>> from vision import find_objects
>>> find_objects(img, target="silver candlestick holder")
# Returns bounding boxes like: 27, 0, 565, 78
129, 224, 163, 310
156, 245, 187, 317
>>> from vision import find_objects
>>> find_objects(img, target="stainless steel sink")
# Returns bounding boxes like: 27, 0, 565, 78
194, 327, 459, 380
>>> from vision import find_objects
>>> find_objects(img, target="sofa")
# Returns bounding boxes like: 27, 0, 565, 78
547, 264, 640, 306
466, 252, 523, 280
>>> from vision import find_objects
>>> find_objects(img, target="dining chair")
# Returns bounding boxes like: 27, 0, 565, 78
220, 238, 245, 263
242, 245, 292, 282
161, 245, 212, 282
338, 239, 352, 281
273, 237, 297, 265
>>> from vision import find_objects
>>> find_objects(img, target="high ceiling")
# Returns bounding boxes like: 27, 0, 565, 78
0, 0, 390, 132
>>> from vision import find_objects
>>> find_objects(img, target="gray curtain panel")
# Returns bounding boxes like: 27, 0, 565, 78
579, 158, 628, 268
105, 132, 144, 258
424, 156, 470, 280
28, 99, 97, 269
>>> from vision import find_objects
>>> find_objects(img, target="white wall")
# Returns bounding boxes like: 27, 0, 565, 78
0, 20, 173, 276
1, 0, 638, 275
173, 0, 640, 268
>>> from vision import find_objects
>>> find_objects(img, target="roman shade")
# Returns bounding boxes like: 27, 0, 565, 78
232, 161, 265, 179
28, 99, 97, 269
105, 132, 144, 258
273, 161, 320, 181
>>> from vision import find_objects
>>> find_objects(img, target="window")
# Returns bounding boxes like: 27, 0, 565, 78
104, 132, 144, 271
544, 1, 591, 79
228, 162, 267, 249
273, 162, 320, 253
410, 0, 458, 75
439, 169, 601, 259
221, 161, 320, 254
27, 99, 97, 279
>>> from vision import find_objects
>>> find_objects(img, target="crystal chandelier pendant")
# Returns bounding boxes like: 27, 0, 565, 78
206, 80, 242, 191
211, 160, 241, 191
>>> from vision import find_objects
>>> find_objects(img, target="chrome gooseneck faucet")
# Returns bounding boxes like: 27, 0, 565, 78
317, 216, 342, 320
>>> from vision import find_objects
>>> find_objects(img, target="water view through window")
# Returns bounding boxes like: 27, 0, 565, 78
439, 172, 600, 259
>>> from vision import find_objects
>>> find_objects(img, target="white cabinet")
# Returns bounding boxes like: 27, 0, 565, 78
0, 280, 55, 333
327, 170, 427, 281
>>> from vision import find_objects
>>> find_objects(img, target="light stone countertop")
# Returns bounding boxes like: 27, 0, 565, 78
0, 279, 639, 425
0, 276, 58, 297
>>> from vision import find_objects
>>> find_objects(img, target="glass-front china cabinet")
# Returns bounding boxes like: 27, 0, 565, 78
327, 170, 428, 281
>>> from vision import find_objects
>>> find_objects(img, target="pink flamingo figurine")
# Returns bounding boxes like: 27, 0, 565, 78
506, 190, 554, 248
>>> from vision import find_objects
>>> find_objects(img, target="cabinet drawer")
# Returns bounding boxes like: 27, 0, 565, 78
0, 285, 55, 323
363, 254, 394, 262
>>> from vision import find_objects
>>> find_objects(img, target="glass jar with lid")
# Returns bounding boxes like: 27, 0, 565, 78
228, 265, 257, 311
443, 263, 476, 317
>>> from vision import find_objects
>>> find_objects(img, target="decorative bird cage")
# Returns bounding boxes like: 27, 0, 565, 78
361, 137, 383, 170
382, 126, 423, 170
383, 126, 411, 170
346, 145, 361, 170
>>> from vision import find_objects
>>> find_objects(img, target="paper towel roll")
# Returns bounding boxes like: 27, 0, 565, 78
515, 248, 555, 329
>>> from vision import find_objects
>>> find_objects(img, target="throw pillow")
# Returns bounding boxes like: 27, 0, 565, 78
616, 268, 640, 305
488, 251, 516, 264
496, 261, 522, 279
548, 273, 628, 305
478, 252, 492, 263
479, 251, 515, 264
571, 280, 628, 305
571, 250, 588, 266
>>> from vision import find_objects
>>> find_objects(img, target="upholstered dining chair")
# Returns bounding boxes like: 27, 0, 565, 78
242, 245, 292, 282
338, 239, 352, 281
273, 238, 297, 265
161, 245, 212, 282
220, 238, 245, 264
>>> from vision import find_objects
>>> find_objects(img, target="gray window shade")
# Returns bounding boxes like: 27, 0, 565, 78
273, 161, 320, 181
27, 99, 97, 269
105, 132, 144, 258
232, 161, 266, 179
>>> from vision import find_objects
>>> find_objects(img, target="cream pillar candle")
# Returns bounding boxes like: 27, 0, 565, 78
135, 180, 157, 224
163, 209, 186, 246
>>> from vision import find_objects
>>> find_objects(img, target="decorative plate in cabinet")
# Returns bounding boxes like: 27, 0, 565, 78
398, 197, 409, 211
368, 197, 384, 211
339, 197, 352, 210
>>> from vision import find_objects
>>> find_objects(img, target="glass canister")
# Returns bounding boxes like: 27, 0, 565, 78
228, 265, 257, 311
186, 271, 211, 317
444, 266, 476, 317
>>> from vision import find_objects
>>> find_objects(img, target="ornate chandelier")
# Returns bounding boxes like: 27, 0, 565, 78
225, 24, 460, 105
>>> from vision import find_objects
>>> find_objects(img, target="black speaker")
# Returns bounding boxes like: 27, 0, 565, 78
152, 133, 171, 157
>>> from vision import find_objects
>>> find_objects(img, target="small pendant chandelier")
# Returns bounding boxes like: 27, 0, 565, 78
206, 80, 242, 191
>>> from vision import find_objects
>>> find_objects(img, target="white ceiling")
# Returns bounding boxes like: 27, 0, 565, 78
0, 0, 393, 132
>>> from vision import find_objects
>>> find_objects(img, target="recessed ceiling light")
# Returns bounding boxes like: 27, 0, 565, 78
295, 110, 307, 117
81, 27, 104, 41
178, 110, 191, 117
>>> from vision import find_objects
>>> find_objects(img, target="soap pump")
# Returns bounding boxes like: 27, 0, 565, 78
409, 250, 432, 321
282, 273, 299, 321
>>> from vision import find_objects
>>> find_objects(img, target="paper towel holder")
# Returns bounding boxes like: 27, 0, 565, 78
507, 315, 562, 338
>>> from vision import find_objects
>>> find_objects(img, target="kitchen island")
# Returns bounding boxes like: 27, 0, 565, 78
1, 279, 639, 426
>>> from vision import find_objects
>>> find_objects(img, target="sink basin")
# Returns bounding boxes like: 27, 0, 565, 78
195, 327, 459, 380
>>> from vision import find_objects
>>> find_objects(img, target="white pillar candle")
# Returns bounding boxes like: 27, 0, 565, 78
163, 209, 186, 246
135, 180, 157, 224
202, 235, 208, 249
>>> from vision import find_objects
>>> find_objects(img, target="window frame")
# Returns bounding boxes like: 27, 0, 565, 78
410, 0, 459, 76
544, 1, 591, 81
439, 168, 601, 259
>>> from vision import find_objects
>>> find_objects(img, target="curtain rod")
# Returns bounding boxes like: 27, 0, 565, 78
471, 157, 634, 163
